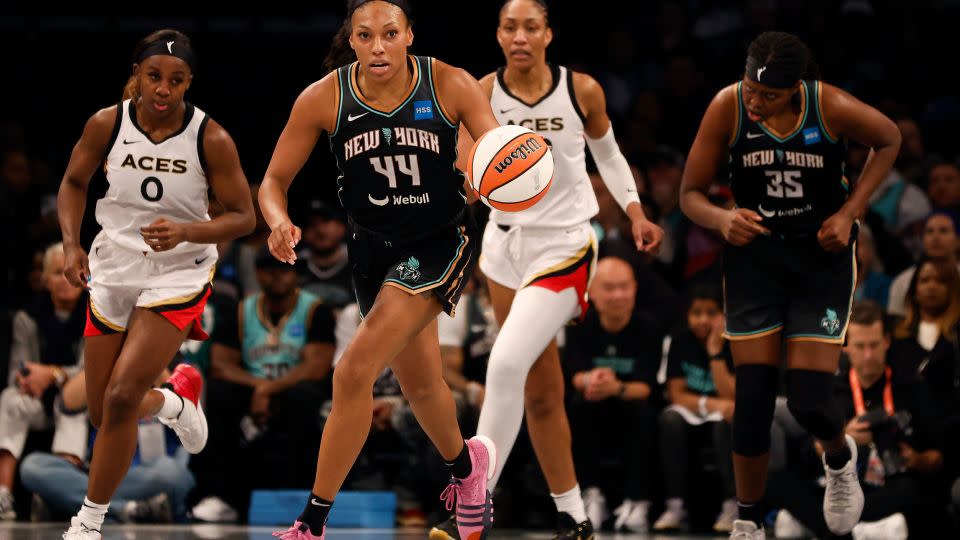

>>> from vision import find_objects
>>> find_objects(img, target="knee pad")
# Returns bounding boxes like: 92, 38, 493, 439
786, 369, 844, 441
732, 364, 779, 456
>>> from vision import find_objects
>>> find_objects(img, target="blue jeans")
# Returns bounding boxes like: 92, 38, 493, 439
20, 449, 195, 521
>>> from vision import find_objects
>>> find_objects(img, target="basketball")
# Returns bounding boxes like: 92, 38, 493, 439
468, 125, 554, 212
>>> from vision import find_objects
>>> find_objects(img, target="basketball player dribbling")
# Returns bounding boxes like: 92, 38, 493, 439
57, 29, 256, 539
680, 32, 901, 539
258, 1, 504, 539
432, 1, 663, 538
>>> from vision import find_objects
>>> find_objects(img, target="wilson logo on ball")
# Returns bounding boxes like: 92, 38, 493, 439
469, 125, 554, 212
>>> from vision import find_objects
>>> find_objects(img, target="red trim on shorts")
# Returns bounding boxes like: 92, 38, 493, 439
149, 285, 212, 340
527, 260, 591, 321
85, 302, 121, 337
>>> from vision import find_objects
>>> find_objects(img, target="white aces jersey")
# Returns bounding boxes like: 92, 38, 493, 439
490, 64, 599, 228
98, 99, 216, 260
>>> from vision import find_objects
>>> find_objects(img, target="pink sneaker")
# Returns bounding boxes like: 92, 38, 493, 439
273, 520, 324, 540
440, 436, 497, 540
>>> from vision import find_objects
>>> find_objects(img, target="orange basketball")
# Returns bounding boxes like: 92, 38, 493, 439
468, 125, 553, 212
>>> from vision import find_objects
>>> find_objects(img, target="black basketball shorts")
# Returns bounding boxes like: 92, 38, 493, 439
722, 235, 857, 344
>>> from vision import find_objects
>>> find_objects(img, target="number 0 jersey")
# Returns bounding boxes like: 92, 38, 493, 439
727, 80, 847, 238
329, 56, 466, 237
100, 99, 213, 258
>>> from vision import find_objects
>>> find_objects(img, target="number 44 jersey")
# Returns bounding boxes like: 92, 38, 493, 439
100, 99, 213, 258
727, 80, 847, 239
329, 56, 467, 237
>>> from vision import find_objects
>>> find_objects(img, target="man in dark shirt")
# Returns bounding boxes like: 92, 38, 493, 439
296, 200, 352, 310
565, 257, 664, 531
190, 249, 336, 523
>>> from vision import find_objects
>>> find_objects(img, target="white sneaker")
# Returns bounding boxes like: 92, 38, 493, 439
582, 487, 608, 530
775, 509, 813, 539
612, 499, 650, 532
822, 434, 864, 534
0, 487, 15, 520
158, 364, 208, 454
653, 501, 688, 531
852, 512, 908, 540
730, 519, 766, 539
714, 498, 739, 532
191, 496, 238, 523
62, 516, 102, 539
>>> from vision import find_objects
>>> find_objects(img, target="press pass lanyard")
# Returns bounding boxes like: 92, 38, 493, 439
850, 367, 894, 416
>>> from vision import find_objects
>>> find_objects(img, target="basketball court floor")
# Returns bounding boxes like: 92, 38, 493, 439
0, 523, 724, 539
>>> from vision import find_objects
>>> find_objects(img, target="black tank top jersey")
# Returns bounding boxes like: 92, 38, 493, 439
728, 80, 847, 238
329, 55, 465, 237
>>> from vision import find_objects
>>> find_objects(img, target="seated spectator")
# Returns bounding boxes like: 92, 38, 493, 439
654, 285, 737, 534
889, 258, 960, 416
565, 257, 663, 532
191, 248, 335, 523
867, 159, 932, 257
854, 224, 892, 308
889, 257, 960, 498
770, 301, 945, 539
0, 242, 86, 520
928, 162, 960, 214
438, 273, 497, 423
20, 369, 193, 523
296, 200, 352, 310
888, 211, 959, 316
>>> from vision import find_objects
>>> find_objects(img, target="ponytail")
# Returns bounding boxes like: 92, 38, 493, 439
323, 20, 357, 74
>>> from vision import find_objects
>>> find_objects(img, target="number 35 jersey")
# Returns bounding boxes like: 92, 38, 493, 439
727, 80, 847, 238
329, 56, 466, 237
100, 99, 214, 259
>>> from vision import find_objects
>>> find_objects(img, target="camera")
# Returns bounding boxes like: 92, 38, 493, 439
859, 408, 913, 474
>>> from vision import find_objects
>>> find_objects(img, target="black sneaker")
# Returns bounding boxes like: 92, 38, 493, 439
429, 514, 459, 540
553, 512, 595, 540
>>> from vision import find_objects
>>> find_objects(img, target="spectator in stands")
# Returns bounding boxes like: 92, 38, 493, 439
928, 162, 960, 214
296, 200, 352, 310
889, 257, 960, 505
867, 120, 933, 255
191, 248, 335, 522
20, 370, 193, 523
0, 242, 86, 519
855, 224, 893, 307
888, 212, 959, 316
894, 117, 931, 187
654, 284, 737, 534
771, 301, 945, 539
565, 257, 663, 531
438, 273, 497, 422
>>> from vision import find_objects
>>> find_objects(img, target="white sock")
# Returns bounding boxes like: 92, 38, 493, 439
477, 286, 579, 488
155, 388, 184, 420
551, 484, 588, 523
76, 497, 109, 530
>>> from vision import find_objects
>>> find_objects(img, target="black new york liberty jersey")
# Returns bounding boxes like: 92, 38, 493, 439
728, 80, 848, 238
329, 56, 466, 237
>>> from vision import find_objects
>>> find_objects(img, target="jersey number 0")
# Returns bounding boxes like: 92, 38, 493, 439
140, 176, 164, 202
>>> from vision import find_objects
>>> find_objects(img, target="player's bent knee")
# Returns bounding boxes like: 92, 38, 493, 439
786, 369, 843, 440
524, 386, 562, 418
732, 364, 779, 456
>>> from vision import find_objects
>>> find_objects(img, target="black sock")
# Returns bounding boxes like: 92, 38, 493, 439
445, 441, 473, 479
825, 443, 852, 470
299, 493, 333, 535
737, 500, 765, 528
